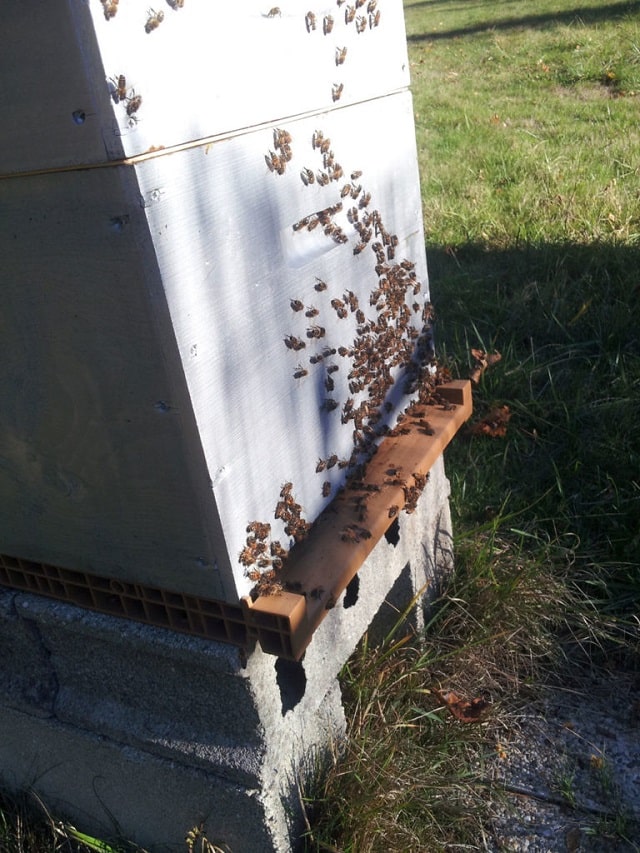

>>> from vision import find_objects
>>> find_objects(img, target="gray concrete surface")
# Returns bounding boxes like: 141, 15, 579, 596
0, 457, 453, 852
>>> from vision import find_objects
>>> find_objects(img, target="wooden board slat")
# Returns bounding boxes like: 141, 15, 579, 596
1, 0, 408, 174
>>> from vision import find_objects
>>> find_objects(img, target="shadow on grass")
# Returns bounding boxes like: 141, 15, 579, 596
426, 238, 640, 600
406, 0, 640, 42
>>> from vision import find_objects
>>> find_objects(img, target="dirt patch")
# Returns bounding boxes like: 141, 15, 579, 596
483, 672, 640, 851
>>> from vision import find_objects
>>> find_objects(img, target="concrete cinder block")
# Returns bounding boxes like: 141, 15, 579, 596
0, 458, 453, 852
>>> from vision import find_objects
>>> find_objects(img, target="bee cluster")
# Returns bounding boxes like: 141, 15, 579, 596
240, 483, 313, 597
265, 128, 293, 176
305, 0, 381, 103
242, 117, 448, 596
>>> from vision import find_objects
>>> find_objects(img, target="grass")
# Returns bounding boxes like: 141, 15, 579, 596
304, 0, 640, 850
3, 1, 640, 850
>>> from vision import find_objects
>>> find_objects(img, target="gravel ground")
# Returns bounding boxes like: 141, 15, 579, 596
481, 671, 640, 851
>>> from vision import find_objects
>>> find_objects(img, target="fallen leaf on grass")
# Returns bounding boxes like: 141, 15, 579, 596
468, 405, 511, 438
434, 688, 490, 723
469, 348, 502, 384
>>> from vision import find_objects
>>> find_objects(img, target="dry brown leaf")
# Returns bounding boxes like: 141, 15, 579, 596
468, 405, 511, 438
434, 688, 490, 723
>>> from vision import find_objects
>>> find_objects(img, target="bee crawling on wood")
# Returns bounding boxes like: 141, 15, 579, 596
102, 0, 119, 20
125, 91, 143, 122
284, 335, 306, 351
109, 73, 127, 104
145, 8, 165, 32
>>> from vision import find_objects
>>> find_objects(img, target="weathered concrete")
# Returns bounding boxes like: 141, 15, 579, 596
0, 457, 453, 852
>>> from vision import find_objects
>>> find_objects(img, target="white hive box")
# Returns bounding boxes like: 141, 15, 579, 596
0, 0, 434, 606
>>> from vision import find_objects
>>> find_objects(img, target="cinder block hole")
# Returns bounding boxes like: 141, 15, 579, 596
385, 517, 400, 547
275, 658, 307, 715
343, 573, 360, 609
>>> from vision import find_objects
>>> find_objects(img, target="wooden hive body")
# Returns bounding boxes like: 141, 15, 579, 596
0, 0, 435, 605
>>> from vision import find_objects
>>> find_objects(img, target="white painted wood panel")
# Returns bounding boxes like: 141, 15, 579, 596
0, 167, 231, 600
1, 0, 408, 173
136, 90, 431, 597
1, 0, 432, 604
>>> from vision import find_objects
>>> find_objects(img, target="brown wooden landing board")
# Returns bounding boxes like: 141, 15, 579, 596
0, 380, 471, 659
245, 379, 472, 658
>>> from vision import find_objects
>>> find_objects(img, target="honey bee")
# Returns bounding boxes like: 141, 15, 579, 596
312, 130, 324, 149
284, 335, 306, 351
350, 184, 362, 199
325, 375, 335, 392
309, 354, 324, 364
355, 0, 365, 7
306, 325, 326, 339
335, 46, 348, 66
370, 9, 380, 26
293, 217, 310, 232
322, 346, 337, 357
327, 364, 339, 374
290, 299, 304, 312
320, 138, 332, 155
294, 367, 309, 379
331, 83, 344, 102
246, 521, 271, 539
345, 290, 359, 311
322, 481, 331, 498
316, 171, 330, 186
305, 305, 319, 318
102, 0, 119, 20
145, 8, 165, 32
266, 6, 282, 16
274, 127, 292, 146
265, 151, 285, 175
166, 0, 185, 8
323, 14, 334, 34
345, 5, 356, 23
326, 454, 338, 468
330, 164, 344, 181
387, 244, 396, 260
305, 11, 317, 31
337, 345, 352, 357
307, 217, 320, 230
110, 73, 127, 104
322, 398, 339, 412
331, 298, 346, 312
353, 242, 366, 255
314, 278, 328, 292
356, 14, 367, 32
359, 192, 372, 208
126, 92, 143, 117
316, 458, 327, 473
300, 167, 315, 186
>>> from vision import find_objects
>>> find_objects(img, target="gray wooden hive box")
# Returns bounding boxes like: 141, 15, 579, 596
0, 1, 470, 656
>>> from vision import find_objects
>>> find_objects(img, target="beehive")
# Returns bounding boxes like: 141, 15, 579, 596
0, 1, 465, 633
